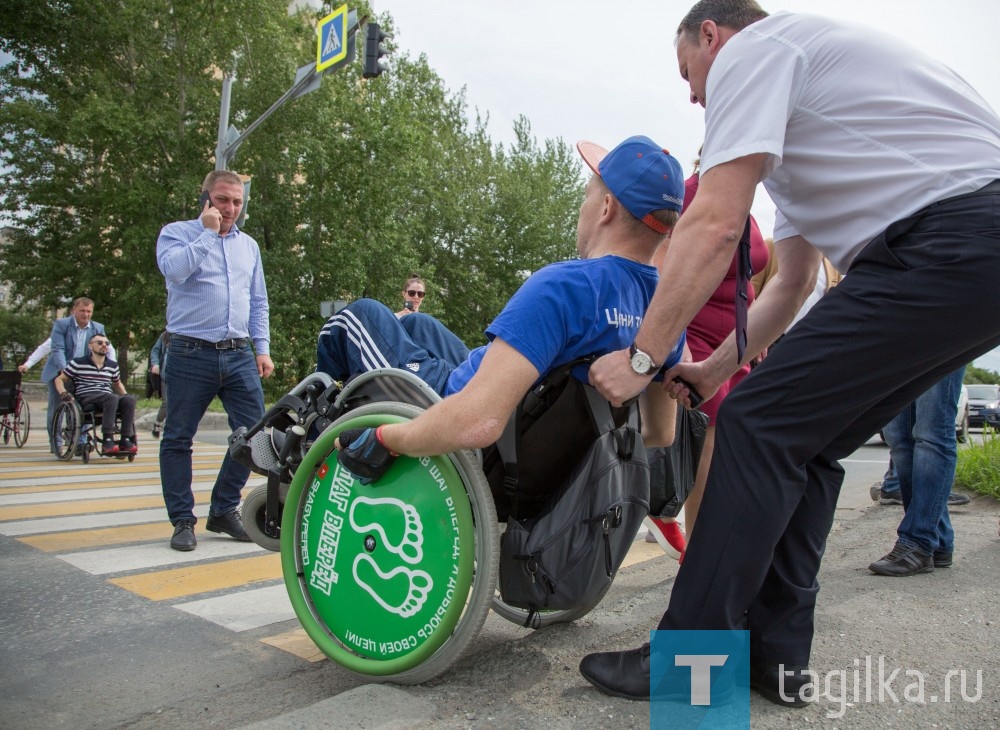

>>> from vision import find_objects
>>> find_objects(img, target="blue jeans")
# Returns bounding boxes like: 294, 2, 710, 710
160, 340, 264, 525
881, 460, 900, 495
882, 365, 966, 555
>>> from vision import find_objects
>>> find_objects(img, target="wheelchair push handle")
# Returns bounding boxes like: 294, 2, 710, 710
671, 377, 704, 409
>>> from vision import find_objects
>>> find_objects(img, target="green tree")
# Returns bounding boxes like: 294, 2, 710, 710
2, 2, 585, 399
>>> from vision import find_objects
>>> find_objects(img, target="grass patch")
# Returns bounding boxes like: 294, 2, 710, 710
955, 428, 1000, 499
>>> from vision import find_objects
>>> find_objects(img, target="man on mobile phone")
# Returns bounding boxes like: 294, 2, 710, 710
155, 170, 275, 552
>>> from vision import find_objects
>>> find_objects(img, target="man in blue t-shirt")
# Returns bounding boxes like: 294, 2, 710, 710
317, 135, 688, 473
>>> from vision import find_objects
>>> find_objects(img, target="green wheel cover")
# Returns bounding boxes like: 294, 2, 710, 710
281, 413, 475, 675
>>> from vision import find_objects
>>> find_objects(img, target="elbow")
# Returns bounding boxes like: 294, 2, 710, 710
466, 416, 507, 450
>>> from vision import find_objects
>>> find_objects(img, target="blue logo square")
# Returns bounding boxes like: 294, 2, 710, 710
650, 630, 750, 729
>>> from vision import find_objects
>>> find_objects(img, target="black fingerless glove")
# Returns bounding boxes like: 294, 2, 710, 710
337, 426, 397, 484
60, 391, 74, 403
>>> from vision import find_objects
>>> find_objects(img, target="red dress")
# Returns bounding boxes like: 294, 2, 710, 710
683, 174, 770, 424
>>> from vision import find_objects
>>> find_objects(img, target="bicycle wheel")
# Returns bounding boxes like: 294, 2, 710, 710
282, 401, 499, 685
14, 400, 30, 448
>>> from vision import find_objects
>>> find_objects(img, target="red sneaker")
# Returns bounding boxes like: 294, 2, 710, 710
643, 516, 686, 561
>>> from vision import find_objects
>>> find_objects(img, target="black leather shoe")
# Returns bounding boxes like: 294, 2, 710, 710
749, 662, 810, 707
869, 542, 933, 576
933, 550, 953, 568
206, 510, 252, 541
580, 644, 651, 700
170, 520, 197, 551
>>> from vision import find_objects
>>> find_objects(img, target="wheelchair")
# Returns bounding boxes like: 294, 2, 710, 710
52, 393, 136, 463
0, 371, 30, 448
228, 368, 633, 684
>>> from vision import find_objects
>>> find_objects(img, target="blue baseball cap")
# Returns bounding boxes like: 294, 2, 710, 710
577, 136, 685, 233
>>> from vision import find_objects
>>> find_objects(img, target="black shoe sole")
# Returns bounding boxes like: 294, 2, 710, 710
869, 563, 934, 576
205, 521, 252, 541
579, 671, 649, 701
170, 541, 196, 552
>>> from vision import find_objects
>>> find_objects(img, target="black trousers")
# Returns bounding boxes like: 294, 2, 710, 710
660, 181, 1000, 667
79, 392, 137, 441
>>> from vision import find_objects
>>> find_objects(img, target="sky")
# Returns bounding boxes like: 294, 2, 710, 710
365, 0, 1000, 372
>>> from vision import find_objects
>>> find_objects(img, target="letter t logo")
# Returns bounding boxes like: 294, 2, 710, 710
675, 654, 729, 705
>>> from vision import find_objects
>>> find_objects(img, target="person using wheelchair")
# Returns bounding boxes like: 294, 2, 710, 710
320, 135, 687, 484
55, 333, 138, 455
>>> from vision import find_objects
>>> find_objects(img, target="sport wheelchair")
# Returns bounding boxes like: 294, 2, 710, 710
51, 391, 136, 463
0, 371, 30, 448
228, 366, 647, 684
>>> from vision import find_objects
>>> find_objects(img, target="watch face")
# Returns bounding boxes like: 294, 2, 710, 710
631, 351, 653, 374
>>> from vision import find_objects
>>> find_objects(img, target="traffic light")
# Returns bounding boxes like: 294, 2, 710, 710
363, 22, 389, 78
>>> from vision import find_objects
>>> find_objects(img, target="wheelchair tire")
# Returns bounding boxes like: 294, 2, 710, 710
490, 580, 613, 627
14, 400, 29, 448
242, 482, 289, 552
2, 425, 9, 444
282, 401, 499, 685
82, 443, 91, 464
52, 401, 80, 461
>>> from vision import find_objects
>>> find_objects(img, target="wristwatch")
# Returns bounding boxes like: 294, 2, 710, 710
628, 342, 660, 376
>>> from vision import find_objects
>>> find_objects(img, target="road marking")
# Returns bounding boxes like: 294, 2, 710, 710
176, 584, 296, 631
108, 553, 282, 600
61, 538, 265, 574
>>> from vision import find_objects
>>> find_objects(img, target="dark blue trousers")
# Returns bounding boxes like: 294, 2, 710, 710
660, 181, 1000, 667
316, 299, 468, 396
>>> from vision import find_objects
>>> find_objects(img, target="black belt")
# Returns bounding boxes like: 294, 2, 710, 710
170, 334, 249, 350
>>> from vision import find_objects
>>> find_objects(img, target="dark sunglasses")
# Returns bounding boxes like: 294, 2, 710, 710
406, 290, 426, 298
92, 339, 110, 346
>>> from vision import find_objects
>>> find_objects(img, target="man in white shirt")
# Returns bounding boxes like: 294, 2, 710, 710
582, 0, 1000, 707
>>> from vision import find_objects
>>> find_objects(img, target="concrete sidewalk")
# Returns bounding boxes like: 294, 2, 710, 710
236, 494, 1000, 729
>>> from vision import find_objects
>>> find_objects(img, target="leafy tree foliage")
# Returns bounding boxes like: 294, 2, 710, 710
1, 2, 584, 398
965, 364, 1000, 385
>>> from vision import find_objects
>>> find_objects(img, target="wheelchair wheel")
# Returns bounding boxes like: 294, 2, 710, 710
282, 401, 499, 685
52, 401, 80, 461
2, 418, 9, 444
490, 580, 613, 627
242, 482, 289, 552
82, 442, 91, 464
13, 400, 29, 448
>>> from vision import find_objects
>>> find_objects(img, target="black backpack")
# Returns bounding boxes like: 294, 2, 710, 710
493, 372, 650, 614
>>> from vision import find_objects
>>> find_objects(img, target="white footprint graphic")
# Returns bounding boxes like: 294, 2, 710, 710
353, 553, 433, 618
349, 495, 424, 565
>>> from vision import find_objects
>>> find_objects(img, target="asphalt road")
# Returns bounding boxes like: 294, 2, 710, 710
1, 407, 998, 729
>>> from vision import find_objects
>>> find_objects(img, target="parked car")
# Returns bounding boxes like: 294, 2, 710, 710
956, 385, 969, 442
966, 384, 1000, 428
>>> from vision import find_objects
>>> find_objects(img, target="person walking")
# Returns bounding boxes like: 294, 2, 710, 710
148, 331, 169, 439
582, 0, 1000, 706
156, 170, 274, 552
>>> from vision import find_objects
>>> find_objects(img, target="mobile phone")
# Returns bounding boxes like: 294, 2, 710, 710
403, 301, 414, 311
198, 190, 212, 209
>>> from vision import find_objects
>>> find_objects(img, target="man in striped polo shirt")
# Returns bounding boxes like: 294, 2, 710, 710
55, 334, 138, 455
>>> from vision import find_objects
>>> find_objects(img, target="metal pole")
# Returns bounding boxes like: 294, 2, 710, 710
215, 72, 234, 171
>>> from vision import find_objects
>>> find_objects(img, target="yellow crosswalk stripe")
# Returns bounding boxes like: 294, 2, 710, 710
19, 523, 175, 551
109, 554, 282, 600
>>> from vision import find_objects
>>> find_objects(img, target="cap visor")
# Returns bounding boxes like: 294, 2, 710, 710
576, 140, 608, 176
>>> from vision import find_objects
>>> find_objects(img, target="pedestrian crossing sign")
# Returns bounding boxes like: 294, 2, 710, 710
317, 4, 349, 72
